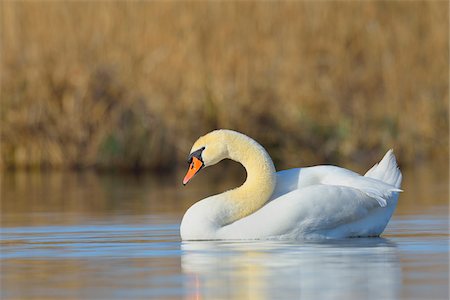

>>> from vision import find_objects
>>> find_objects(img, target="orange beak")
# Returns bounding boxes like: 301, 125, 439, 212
183, 157, 204, 185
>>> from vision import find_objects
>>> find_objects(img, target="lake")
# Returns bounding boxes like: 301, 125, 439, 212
1, 163, 448, 299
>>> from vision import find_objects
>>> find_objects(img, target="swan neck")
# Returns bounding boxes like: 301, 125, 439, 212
224, 133, 276, 224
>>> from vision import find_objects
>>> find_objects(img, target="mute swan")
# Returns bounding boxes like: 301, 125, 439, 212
181, 129, 402, 240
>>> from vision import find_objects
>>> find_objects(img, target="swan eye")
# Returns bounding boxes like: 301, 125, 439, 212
187, 147, 205, 164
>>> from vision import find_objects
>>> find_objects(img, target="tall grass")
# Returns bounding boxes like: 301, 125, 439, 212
1, 1, 448, 171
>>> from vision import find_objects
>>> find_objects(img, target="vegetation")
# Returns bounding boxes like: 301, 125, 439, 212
1, 1, 448, 171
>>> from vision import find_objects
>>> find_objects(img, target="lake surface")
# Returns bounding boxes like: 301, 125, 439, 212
1, 164, 448, 299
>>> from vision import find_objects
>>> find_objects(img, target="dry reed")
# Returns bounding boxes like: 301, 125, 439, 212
1, 1, 448, 171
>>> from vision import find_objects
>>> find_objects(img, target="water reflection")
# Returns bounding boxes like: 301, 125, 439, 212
182, 238, 401, 300
1, 162, 447, 227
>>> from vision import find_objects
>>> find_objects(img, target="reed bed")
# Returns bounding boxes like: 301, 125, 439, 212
1, 1, 448, 171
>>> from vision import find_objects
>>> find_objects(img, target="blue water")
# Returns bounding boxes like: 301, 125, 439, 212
1, 211, 448, 300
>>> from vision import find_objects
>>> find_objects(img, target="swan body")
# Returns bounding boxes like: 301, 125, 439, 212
181, 130, 402, 240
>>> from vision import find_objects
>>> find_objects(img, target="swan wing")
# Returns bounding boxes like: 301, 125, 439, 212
271, 150, 402, 208
218, 184, 396, 239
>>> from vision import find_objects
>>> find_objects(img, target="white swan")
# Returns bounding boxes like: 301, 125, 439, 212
181, 129, 402, 240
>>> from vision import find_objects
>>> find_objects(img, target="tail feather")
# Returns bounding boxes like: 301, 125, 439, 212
364, 149, 403, 189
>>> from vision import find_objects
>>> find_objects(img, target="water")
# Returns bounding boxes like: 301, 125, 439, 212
1, 165, 448, 299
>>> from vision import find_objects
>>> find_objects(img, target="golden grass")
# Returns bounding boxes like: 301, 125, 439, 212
1, 1, 448, 171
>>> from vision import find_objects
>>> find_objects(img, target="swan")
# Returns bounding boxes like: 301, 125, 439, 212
181, 129, 402, 240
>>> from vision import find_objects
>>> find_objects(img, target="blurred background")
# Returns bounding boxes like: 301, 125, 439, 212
1, 2, 449, 299
1, 1, 448, 172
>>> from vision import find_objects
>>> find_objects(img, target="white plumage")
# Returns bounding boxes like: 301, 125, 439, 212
181, 130, 402, 240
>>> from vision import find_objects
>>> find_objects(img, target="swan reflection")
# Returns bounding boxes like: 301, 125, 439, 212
182, 238, 400, 300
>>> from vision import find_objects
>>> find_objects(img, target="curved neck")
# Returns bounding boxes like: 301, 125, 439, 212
220, 133, 277, 225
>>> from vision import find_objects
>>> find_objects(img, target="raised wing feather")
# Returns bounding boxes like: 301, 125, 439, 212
321, 172, 401, 207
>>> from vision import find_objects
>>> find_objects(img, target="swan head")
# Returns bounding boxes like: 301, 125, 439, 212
182, 130, 229, 185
